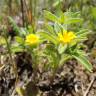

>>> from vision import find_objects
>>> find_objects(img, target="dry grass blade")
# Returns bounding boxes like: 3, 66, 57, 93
84, 77, 95, 96
0, 64, 5, 71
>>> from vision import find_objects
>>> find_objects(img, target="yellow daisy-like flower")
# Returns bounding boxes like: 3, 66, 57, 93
25, 34, 39, 45
58, 30, 76, 44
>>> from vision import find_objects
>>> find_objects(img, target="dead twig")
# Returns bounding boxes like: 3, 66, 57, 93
84, 77, 95, 96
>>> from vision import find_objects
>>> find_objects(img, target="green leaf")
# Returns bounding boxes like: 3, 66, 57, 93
8, 16, 20, 34
75, 37, 88, 42
20, 28, 27, 36
76, 29, 89, 38
54, 23, 62, 33
27, 25, 33, 34
11, 46, 24, 53
44, 10, 59, 23
15, 36, 24, 44
64, 11, 80, 18
59, 12, 65, 23
60, 54, 71, 66
76, 29, 89, 35
39, 31, 57, 45
44, 24, 56, 36
58, 44, 67, 54
76, 49, 87, 56
72, 53, 92, 72
65, 18, 82, 24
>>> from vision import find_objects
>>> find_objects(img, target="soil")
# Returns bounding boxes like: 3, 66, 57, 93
0, 50, 96, 96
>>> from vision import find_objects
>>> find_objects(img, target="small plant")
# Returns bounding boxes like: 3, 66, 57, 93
10, 10, 92, 76
1, 10, 93, 96
38, 10, 92, 72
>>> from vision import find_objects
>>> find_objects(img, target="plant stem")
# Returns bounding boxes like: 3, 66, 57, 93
21, 0, 25, 27
3, 28, 18, 86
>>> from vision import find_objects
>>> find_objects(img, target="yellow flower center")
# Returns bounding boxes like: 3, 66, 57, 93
25, 34, 39, 45
58, 31, 76, 44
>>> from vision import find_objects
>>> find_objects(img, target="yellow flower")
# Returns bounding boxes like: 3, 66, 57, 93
25, 34, 39, 45
58, 30, 76, 44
